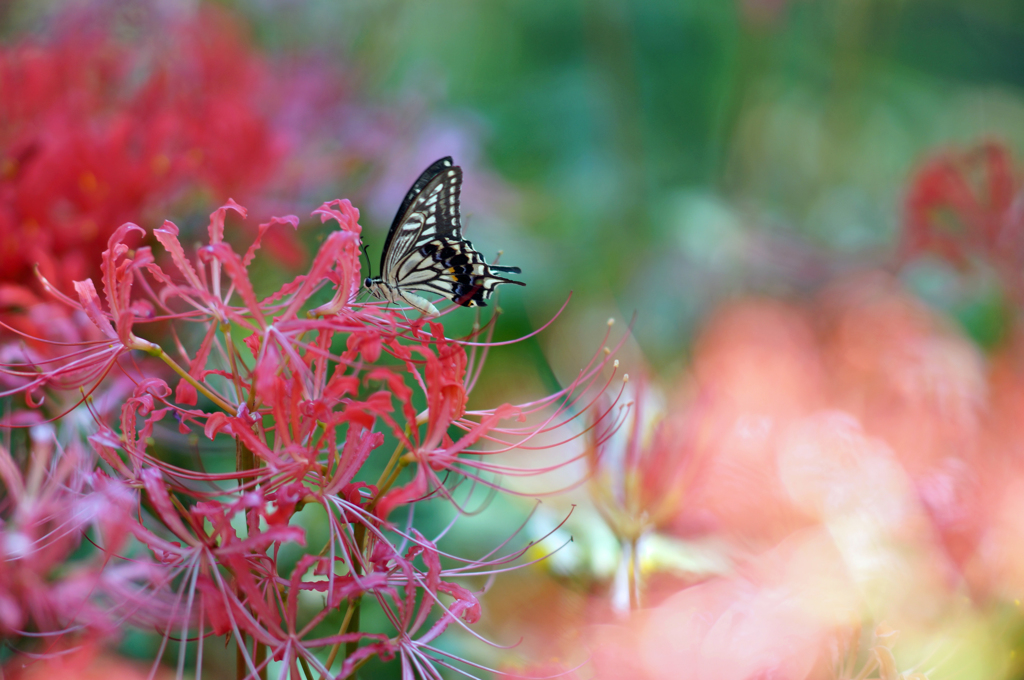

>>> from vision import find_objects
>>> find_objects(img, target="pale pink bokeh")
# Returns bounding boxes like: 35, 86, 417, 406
3, 646, 174, 680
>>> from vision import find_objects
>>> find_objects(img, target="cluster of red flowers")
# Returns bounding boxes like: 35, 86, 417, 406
902, 141, 1024, 305
0, 4, 402, 296
0, 196, 619, 679
0, 7, 284, 292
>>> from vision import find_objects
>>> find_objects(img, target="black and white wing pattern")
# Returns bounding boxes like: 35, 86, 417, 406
364, 157, 524, 316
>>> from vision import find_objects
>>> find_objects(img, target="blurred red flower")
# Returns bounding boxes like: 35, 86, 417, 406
495, 275, 1010, 675
0, 7, 288, 291
3, 644, 174, 680
902, 140, 1024, 304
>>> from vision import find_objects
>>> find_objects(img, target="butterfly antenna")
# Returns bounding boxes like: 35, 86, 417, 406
361, 244, 373, 278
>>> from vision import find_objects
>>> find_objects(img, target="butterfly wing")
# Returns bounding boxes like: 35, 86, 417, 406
383, 161, 462, 277
381, 158, 525, 309
379, 156, 455, 274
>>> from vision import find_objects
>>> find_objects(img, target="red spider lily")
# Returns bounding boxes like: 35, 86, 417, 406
0, 4, 412, 296
902, 140, 1024, 304
0, 194, 621, 679
582, 375, 723, 610
587, 377, 711, 534
0, 423, 160, 642
0, 286, 142, 423
0, 7, 285, 293
580, 303, 829, 591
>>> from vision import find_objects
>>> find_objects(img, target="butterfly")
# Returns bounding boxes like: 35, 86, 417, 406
364, 157, 524, 317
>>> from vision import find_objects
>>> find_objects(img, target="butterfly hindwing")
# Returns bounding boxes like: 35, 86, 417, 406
372, 157, 524, 312
396, 238, 522, 307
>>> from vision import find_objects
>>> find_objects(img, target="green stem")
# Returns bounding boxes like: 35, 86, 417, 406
340, 444, 411, 668
373, 441, 407, 497
298, 654, 315, 680
235, 634, 246, 680
144, 341, 236, 412
321, 598, 358, 679
627, 535, 640, 611
222, 323, 247, 405
344, 601, 362, 665
254, 638, 267, 680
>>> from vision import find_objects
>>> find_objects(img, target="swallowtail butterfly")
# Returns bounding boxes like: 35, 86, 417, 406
364, 157, 524, 317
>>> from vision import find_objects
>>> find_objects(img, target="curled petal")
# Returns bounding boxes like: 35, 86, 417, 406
154, 220, 205, 291
208, 199, 247, 245
244, 214, 299, 266
204, 412, 234, 439
73, 279, 116, 339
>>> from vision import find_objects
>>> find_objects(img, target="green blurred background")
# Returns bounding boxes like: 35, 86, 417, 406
225, 0, 1024, 364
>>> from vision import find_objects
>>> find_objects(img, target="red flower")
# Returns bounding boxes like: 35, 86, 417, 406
0, 193, 619, 678
0, 4, 420, 296
0, 423, 155, 641
902, 140, 1024, 303
0, 8, 288, 292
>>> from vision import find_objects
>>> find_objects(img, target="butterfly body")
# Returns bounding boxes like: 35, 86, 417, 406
364, 276, 442, 317
364, 157, 524, 317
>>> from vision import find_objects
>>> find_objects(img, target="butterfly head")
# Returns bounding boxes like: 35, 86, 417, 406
364, 276, 385, 300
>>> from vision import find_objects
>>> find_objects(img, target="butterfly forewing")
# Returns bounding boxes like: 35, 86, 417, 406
385, 166, 462, 276
371, 156, 524, 312
379, 157, 455, 267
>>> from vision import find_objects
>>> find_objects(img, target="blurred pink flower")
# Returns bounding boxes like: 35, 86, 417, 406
0, 423, 156, 641
816, 274, 997, 592
588, 530, 856, 680
664, 276, 996, 590
3, 644, 174, 679
657, 300, 825, 549
739, 0, 798, 25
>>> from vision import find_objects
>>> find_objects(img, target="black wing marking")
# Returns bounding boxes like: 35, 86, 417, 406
379, 156, 454, 274
394, 238, 525, 308
379, 156, 525, 309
